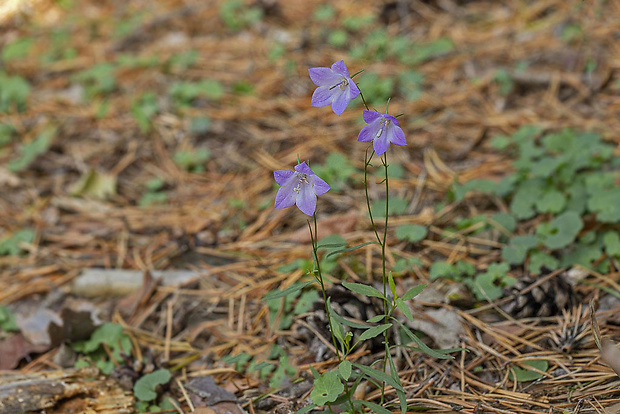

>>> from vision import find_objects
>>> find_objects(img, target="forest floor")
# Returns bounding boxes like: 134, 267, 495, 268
1, 0, 620, 413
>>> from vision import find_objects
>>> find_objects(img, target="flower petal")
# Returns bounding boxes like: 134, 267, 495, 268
274, 169, 294, 186
373, 133, 391, 155
274, 186, 296, 210
296, 183, 317, 215
363, 110, 383, 124
309, 67, 342, 87
349, 80, 360, 100
357, 123, 377, 142
295, 162, 314, 175
311, 86, 335, 108
388, 124, 407, 146
331, 89, 350, 116
331, 60, 350, 78
311, 175, 330, 196
385, 114, 399, 126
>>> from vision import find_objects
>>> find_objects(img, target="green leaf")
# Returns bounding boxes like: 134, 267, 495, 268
0, 229, 35, 256
324, 241, 378, 259
396, 298, 414, 322
359, 400, 392, 414
396, 320, 453, 359
357, 323, 392, 343
353, 363, 404, 392
0, 71, 31, 113
388, 273, 396, 298
263, 281, 314, 301
295, 404, 317, 414
338, 360, 352, 381
528, 250, 559, 274
402, 283, 426, 301
510, 179, 545, 219
538, 211, 583, 250
310, 370, 344, 406
133, 369, 171, 402
508, 360, 548, 382
535, 189, 566, 214
371, 196, 408, 217
395, 224, 428, 243
328, 299, 371, 329
470, 263, 514, 301
501, 235, 538, 265
7, 126, 55, 172
0, 307, 19, 332
294, 290, 319, 315
603, 231, 620, 257
489, 212, 517, 234
588, 189, 620, 223
429, 262, 457, 281
341, 282, 386, 300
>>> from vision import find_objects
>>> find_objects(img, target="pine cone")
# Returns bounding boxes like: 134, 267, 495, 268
503, 271, 577, 318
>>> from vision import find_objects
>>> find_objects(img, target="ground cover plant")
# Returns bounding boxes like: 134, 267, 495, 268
0, 0, 620, 413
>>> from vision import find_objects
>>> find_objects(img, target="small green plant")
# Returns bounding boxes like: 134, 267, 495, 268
219, 0, 263, 31
222, 345, 296, 388
0, 71, 30, 113
166, 49, 198, 72
8, 126, 56, 173
73, 323, 132, 374
41, 29, 77, 63
131, 92, 159, 133
73, 63, 117, 98
169, 80, 223, 108
455, 126, 619, 273
173, 148, 210, 172
313, 153, 357, 192
139, 177, 168, 207
0, 307, 19, 333
133, 369, 176, 413
2, 37, 34, 62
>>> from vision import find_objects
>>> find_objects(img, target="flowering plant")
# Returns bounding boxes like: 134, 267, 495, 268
269, 60, 452, 414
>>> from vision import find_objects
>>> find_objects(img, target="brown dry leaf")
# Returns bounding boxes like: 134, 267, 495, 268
0, 334, 48, 370
601, 339, 620, 379
116, 270, 159, 318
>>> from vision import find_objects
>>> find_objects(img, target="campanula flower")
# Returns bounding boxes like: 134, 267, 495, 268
274, 162, 330, 216
357, 110, 407, 155
309, 60, 360, 116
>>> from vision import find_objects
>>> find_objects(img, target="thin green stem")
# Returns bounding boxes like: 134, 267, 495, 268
363, 149, 381, 245
308, 214, 356, 413
357, 86, 370, 111
380, 152, 390, 405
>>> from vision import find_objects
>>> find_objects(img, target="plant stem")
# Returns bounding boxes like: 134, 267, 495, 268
308, 214, 356, 413
363, 150, 381, 245
380, 152, 390, 405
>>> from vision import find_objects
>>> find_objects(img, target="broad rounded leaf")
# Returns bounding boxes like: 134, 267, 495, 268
310, 370, 344, 406
134, 369, 172, 402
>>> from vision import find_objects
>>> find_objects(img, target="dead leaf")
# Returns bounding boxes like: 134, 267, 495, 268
601, 339, 620, 378
0, 334, 48, 369
406, 307, 464, 349
69, 168, 117, 199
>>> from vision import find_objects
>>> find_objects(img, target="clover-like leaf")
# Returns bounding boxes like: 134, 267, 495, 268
588, 189, 620, 223
603, 231, 620, 257
501, 235, 538, 265
508, 360, 548, 382
310, 370, 344, 406
395, 224, 428, 243
538, 211, 583, 250
535, 189, 566, 214
528, 250, 559, 274
134, 369, 171, 402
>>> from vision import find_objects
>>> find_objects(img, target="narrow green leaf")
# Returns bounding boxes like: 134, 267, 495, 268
359, 400, 392, 414
329, 300, 370, 329
402, 283, 426, 300
396, 320, 453, 359
388, 272, 396, 298
358, 323, 392, 342
353, 363, 403, 392
262, 281, 314, 301
342, 281, 386, 300
367, 315, 385, 323
396, 298, 414, 322
325, 241, 379, 259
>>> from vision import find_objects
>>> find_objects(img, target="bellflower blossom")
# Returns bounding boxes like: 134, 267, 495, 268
309, 60, 360, 116
274, 162, 330, 216
357, 110, 407, 155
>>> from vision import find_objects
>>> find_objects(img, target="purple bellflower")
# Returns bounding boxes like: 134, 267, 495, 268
309, 60, 360, 116
274, 162, 330, 216
357, 110, 407, 155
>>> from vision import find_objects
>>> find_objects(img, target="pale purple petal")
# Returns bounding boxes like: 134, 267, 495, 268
274, 186, 296, 209
311, 86, 335, 107
373, 134, 390, 155
274, 170, 294, 186
331, 60, 350, 78
308, 67, 342, 87
311, 175, 330, 196
389, 124, 407, 146
349, 81, 360, 100
363, 110, 383, 124
295, 162, 313, 175
358, 123, 377, 142
331, 89, 350, 116
296, 183, 317, 216
385, 114, 399, 126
